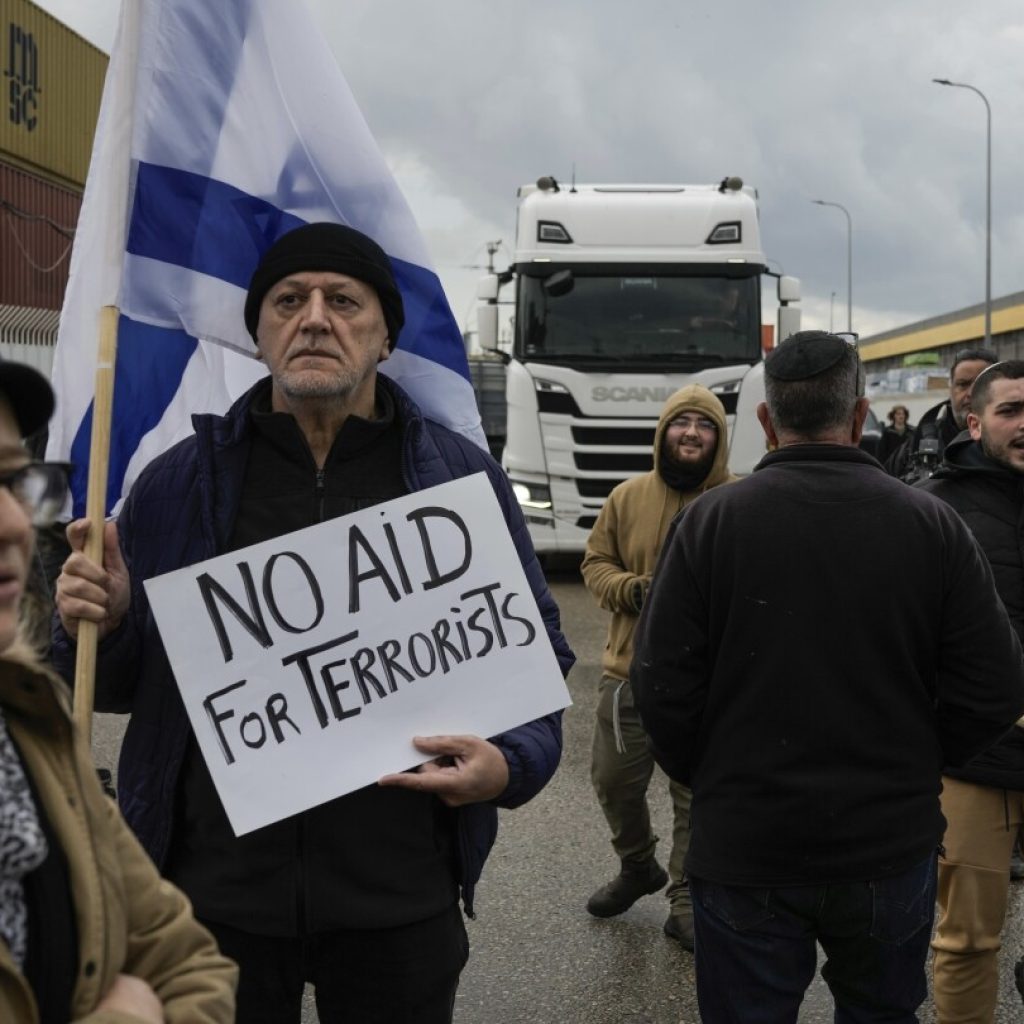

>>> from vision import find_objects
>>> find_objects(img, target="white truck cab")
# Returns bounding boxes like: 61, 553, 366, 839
477, 176, 799, 554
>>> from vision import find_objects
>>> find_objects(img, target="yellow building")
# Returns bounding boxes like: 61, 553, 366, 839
859, 292, 1024, 375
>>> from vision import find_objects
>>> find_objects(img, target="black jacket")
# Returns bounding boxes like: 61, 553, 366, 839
920, 437, 1024, 790
633, 444, 1024, 886
876, 424, 914, 467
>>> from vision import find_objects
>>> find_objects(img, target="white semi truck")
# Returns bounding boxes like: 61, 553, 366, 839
476, 175, 800, 556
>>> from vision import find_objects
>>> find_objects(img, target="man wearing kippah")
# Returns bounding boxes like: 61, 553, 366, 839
52, 222, 574, 1024
581, 384, 736, 951
632, 330, 1024, 1022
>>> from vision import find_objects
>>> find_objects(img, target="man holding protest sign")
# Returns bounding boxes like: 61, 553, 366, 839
53, 223, 574, 1024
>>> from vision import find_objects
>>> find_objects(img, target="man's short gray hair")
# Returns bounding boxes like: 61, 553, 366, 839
764, 334, 865, 437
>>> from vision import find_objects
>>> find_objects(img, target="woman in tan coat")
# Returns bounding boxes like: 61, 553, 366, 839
0, 357, 236, 1023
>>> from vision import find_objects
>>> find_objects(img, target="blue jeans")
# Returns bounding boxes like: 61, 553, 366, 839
690, 854, 937, 1024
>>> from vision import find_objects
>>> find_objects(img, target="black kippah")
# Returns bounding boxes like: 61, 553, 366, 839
244, 222, 405, 349
765, 330, 850, 381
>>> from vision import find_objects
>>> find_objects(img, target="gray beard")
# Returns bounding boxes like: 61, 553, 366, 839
275, 370, 356, 401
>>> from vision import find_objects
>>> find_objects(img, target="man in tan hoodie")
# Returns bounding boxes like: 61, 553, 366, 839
581, 384, 736, 951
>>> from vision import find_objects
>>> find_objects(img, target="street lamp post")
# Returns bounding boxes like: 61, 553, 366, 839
811, 200, 852, 333
933, 78, 992, 346
830, 291, 836, 332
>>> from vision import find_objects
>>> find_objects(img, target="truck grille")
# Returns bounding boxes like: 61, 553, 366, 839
571, 425, 655, 446
575, 452, 652, 472
576, 479, 622, 499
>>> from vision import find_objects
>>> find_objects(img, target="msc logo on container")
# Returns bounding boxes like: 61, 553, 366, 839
5, 22, 40, 132
592, 386, 677, 402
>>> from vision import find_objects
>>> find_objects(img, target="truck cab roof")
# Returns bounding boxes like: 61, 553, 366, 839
515, 182, 765, 267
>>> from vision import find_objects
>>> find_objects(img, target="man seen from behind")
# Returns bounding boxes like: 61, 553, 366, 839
633, 330, 1024, 1022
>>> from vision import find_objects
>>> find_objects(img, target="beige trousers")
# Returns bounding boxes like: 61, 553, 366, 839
932, 775, 1024, 1024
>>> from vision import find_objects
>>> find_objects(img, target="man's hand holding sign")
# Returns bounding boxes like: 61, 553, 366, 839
379, 734, 511, 807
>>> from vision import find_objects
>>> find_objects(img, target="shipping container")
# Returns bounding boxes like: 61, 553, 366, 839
0, 303, 57, 375
0, 0, 106, 189
0, 156, 80, 364
0, 157, 78, 309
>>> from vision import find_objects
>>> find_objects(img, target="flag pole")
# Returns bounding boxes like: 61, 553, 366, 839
72, 305, 119, 741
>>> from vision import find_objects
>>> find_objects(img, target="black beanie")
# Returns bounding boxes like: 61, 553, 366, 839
244, 223, 405, 349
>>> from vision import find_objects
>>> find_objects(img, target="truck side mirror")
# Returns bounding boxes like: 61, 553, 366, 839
476, 273, 500, 351
778, 305, 801, 344
777, 275, 800, 304
477, 303, 499, 351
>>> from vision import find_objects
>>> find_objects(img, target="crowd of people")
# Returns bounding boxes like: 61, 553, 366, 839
1, 215, 1023, 1024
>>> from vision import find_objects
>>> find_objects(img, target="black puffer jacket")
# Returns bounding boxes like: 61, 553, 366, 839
920, 436, 1024, 789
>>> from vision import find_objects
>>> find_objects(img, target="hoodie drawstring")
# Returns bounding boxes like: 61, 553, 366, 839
612, 680, 628, 755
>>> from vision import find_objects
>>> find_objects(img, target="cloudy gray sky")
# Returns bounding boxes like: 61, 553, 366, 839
35, 0, 1024, 340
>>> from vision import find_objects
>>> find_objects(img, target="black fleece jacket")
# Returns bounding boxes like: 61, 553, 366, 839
921, 437, 1024, 791
633, 444, 1024, 886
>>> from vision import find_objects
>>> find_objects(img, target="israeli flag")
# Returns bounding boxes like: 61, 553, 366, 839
46, 0, 484, 517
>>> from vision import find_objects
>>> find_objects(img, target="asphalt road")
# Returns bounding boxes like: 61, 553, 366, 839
91, 562, 1024, 1022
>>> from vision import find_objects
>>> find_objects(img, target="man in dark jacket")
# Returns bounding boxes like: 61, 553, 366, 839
886, 346, 996, 482
919, 359, 1024, 1023
52, 223, 574, 1024
632, 331, 1024, 1022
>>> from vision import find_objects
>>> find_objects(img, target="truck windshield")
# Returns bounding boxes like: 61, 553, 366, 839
516, 273, 761, 368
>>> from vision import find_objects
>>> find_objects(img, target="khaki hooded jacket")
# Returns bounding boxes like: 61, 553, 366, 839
581, 384, 737, 681
0, 656, 236, 1024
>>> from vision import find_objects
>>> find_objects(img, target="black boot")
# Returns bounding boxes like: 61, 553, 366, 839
586, 858, 668, 918
663, 912, 695, 952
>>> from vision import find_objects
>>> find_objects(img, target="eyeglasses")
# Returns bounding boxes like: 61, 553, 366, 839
0, 462, 70, 527
669, 416, 718, 433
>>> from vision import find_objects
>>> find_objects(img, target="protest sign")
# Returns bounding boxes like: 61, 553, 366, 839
144, 473, 570, 835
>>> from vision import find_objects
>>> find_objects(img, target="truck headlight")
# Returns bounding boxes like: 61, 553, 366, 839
706, 221, 741, 244
511, 481, 552, 510
534, 378, 569, 394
